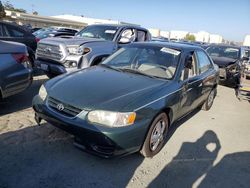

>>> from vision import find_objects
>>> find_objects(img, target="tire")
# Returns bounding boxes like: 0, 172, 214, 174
202, 88, 216, 111
140, 113, 169, 158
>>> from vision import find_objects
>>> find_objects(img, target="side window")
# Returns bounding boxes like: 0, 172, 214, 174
181, 52, 198, 80
119, 29, 136, 43
7, 26, 25, 37
2, 25, 10, 37
137, 30, 146, 42
196, 50, 212, 74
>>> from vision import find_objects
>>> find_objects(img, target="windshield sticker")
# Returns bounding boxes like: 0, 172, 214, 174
160, 47, 180, 56
105, 30, 116, 34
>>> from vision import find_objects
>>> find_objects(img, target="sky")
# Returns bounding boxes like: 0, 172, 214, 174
5, 0, 250, 41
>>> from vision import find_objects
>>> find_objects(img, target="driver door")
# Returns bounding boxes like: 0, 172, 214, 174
179, 52, 203, 117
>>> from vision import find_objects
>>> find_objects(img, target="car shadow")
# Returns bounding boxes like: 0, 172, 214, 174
198, 151, 250, 188
148, 130, 221, 188
149, 129, 250, 188
0, 76, 47, 116
0, 123, 144, 188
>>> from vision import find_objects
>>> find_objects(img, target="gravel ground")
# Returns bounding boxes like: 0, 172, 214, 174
0, 75, 250, 188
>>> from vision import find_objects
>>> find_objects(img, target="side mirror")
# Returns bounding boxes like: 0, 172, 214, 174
242, 56, 249, 61
184, 55, 193, 69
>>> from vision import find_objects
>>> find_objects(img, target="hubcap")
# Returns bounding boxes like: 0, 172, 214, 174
150, 120, 166, 151
208, 90, 215, 107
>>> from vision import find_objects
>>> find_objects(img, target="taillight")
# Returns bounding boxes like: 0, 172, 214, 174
35, 37, 40, 43
12, 53, 31, 69
12, 54, 29, 63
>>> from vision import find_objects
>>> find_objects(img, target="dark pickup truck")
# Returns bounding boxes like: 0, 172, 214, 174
35, 24, 151, 78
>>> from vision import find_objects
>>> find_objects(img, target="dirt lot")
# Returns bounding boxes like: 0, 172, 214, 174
0, 75, 250, 188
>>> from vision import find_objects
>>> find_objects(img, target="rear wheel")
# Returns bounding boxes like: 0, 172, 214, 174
140, 113, 169, 158
202, 89, 216, 111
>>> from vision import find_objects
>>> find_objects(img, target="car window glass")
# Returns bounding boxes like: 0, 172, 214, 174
103, 48, 138, 66
2, 25, 10, 37
119, 29, 136, 43
206, 46, 239, 59
102, 46, 181, 80
7, 27, 25, 37
197, 50, 212, 74
181, 52, 198, 80
137, 30, 146, 41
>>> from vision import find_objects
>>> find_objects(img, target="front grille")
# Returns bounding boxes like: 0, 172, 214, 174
47, 97, 82, 117
36, 43, 64, 61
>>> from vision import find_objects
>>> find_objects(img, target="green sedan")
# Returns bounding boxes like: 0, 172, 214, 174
33, 42, 218, 158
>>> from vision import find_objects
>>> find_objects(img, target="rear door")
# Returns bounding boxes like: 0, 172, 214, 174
196, 50, 217, 104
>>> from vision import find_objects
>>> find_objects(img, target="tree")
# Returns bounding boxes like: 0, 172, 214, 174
184, 33, 196, 41
0, 0, 6, 19
3, 0, 26, 13
32, 11, 38, 15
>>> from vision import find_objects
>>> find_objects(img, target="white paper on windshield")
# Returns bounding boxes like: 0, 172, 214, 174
160, 47, 180, 56
105, 30, 116, 34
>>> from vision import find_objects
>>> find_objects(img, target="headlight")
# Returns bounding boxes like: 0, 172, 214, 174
39, 85, 47, 101
67, 46, 91, 55
87, 110, 136, 127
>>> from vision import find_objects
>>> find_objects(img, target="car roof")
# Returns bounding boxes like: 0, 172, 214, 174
86, 24, 147, 31
129, 41, 203, 51
208, 44, 240, 49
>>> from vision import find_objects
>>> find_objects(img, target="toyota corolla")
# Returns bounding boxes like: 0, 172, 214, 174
33, 42, 218, 158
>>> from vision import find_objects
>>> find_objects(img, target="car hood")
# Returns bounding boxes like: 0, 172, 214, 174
40, 36, 109, 46
211, 56, 237, 67
46, 66, 167, 111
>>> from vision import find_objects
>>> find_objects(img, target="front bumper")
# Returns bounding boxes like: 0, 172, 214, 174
35, 55, 82, 76
218, 68, 240, 86
32, 95, 148, 158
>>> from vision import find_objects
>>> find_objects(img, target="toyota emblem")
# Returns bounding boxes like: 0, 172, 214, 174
57, 103, 64, 111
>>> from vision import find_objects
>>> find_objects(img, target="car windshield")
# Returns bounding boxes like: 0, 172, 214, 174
33, 28, 54, 36
101, 46, 181, 80
76, 25, 118, 41
206, 46, 240, 59
36, 31, 53, 39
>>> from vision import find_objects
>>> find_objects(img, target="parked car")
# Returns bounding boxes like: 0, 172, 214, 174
0, 41, 33, 99
0, 21, 37, 66
33, 42, 218, 158
206, 44, 249, 86
35, 24, 151, 78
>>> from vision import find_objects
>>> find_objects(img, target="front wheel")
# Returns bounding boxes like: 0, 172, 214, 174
140, 113, 169, 158
202, 89, 216, 111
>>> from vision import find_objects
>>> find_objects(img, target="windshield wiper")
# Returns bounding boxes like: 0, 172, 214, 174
120, 68, 157, 79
